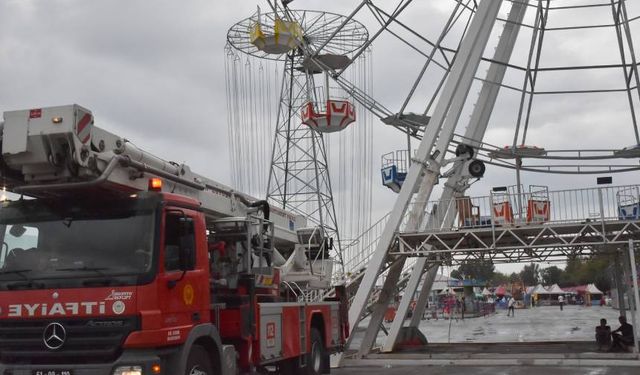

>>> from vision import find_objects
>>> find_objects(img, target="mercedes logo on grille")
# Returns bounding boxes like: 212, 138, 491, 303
43, 322, 66, 350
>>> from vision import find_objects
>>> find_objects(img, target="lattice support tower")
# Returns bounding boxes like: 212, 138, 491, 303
266, 53, 344, 272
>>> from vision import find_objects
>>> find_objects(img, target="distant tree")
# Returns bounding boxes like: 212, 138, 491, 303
450, 269, 463, 280
453, 259, 495, 282
584, 256, 612, 292
490, 272, 510, 286
509, 272, 519, 283
520, 262, 540, 286
594, 272, 611, 293
562, 258, 582, 286
540, 266, 564, 285
560, 255, 613, 291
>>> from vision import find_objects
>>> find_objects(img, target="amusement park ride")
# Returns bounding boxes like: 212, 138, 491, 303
227, 5, 372, 279
225, 0, 640, 362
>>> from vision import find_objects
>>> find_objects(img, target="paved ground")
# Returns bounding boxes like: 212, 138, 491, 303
333, 365, 640, 375
415, 304, 623, 343
351, 305, 627, 348
337, 305, 640, 373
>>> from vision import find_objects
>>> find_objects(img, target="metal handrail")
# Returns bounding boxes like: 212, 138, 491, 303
409, 183, 640, 233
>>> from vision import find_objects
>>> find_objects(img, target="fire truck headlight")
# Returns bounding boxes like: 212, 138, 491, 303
112, 366, 143, 375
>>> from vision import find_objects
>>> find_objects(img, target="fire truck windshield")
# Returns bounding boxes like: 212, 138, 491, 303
0, 195, 159, 290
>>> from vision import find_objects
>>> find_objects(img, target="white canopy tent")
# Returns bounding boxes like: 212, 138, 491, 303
547, 284, 566, 294
586, 283, 603, 295
531, 284, 548, 295
438, 287, 457, 295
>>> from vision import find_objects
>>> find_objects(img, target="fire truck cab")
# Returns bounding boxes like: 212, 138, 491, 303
0, 105, 348, 375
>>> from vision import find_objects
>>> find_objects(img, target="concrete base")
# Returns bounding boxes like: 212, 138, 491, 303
349, 342, 640, 367
344, 358, 640, 367
390, 326, 428, 351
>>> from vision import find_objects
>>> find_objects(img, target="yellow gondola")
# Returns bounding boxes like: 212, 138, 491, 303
250, 18, 303, 54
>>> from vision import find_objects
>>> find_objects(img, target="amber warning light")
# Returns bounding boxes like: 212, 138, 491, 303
148, 178, 163, 191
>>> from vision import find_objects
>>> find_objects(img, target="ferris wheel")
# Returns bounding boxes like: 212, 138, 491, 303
315, 0, 640, 358
224, 0, 640, 361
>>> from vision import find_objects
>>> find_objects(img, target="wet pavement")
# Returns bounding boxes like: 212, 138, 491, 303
415, 304, 624, 343
352, 304, 628, 347
338, 305, 640, 372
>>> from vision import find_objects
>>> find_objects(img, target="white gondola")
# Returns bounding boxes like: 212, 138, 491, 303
301, 100, 356, 133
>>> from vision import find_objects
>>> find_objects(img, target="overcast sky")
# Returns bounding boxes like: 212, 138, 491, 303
2, 0, 640, 275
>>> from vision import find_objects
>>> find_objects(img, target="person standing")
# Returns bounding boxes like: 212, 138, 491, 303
558, 294, 564, 311
461, 296, 466, 320
507, 297, 515, 317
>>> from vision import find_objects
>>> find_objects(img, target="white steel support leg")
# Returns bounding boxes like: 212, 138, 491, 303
379, 0, 528, 353
466, 0, 527, 146
347, 0, 503, 357
615, 253, 628, 316
383, 187, 459, 352
356, 256, 405, 355
383, 258, 428, 352
410, 265, 439, 326
355, 170, 441, 357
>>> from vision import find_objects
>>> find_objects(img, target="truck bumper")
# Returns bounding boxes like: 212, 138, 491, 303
0, 349, 162, 375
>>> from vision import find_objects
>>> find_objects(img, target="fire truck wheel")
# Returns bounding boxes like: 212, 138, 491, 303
306, 327, 325, 375
186, 345, 214, 375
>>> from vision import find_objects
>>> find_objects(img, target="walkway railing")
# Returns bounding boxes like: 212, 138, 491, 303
409, 184, 640, 233
339, 213, 391, 282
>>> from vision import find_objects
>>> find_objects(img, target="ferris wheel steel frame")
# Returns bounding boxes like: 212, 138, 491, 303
226, 0, 640, 360
319, 0, 640, 174
227, 8, 370, 277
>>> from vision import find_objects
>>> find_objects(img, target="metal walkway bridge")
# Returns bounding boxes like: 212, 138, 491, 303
396, 184, 640, 266
324, 183, 640, 358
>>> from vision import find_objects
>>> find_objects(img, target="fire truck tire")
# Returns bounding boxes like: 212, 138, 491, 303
306, 327, 326, 375
186, 345, 215, 375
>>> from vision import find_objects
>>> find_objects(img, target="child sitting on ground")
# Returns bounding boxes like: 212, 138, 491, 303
595, 318, 611, 351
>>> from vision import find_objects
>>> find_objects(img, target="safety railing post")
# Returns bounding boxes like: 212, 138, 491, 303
598, 187, 607, 241
628, 239, 640, 354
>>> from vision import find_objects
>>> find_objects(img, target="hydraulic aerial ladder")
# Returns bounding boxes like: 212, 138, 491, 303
345, 0, 528, 356
0, 104, 337, 291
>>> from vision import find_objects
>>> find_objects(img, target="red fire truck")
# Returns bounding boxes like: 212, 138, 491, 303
0, 105, 348, 375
